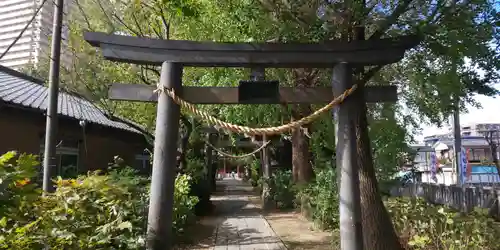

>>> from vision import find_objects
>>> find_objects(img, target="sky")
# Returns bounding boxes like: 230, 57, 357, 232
415, 86, 500, 142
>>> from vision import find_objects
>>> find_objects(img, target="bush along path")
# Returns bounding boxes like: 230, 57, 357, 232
0, 152, 199, 250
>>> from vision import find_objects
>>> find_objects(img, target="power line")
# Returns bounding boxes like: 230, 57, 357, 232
0, 0, 49, 60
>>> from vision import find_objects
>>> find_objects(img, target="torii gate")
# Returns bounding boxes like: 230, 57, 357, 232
84, 32, 418, 250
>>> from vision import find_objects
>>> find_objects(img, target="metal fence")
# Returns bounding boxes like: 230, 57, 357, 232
391, 183, 500, 217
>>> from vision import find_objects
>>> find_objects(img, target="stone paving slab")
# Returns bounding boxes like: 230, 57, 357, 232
211, 179, 286, 250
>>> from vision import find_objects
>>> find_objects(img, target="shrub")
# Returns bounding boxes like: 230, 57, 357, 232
299, 167, 339, 230
173, 174, 199, 230
249, 159, 260, 187
183, 157, 212, 216
0, 151, 198, 249
266, 170, 297, 209
325, 185, 500, 249
0, 151, 40, 221
386, 197, 500, 250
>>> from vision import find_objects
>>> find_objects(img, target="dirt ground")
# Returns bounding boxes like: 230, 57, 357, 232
264, 210, 333, 250
247, 195, 333, 250
173, 216, 218, 250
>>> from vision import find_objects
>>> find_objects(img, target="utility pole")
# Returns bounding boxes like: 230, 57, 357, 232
452, 97, 462, 186
451, 58, 463, 186
42, 0, 64, 192
452, 97, 468, 211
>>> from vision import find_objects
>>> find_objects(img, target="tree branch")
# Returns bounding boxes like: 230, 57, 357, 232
144, 66, 161, 77
418, 0, 473, 36
139, 67, 153, 85
113, 13, 142, 36
159, 8, 170, 40
369, 0, 414, 40
94, 0, 116, 33
359, 65, 383, 86
365, 1, 377, 16
151, 19, 164, 38
427, 0, 449, 25
131, 12, 145, 36
105, 113, 155, 148
430, 0, 459, 24
74, 0, 93, 31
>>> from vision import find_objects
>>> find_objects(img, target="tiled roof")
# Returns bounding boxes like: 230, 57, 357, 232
0, 66, 140, 134
437, 138, 489, 147
410, 145, 434, 152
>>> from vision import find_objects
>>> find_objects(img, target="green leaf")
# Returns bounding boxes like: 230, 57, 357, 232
0, 217, 7, 228
438, 207, 445, 214
117, 221, 132, 231
446, 218, 454, 224
0, 151, 16, 165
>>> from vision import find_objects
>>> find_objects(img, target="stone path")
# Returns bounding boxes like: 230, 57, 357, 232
211, 179, 286, 250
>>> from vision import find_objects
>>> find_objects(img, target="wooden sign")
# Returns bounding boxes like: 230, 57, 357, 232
238, 80, 280, 104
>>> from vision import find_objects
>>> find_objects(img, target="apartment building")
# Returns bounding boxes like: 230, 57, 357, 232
461, 122, 500, 141
0, 0, 72, 69
423, 122, 500, 143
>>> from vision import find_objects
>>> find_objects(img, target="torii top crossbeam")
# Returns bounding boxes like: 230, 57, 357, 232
84, 32, 419, 67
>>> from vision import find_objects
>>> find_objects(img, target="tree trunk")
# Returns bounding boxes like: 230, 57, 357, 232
292, 127, 314, 184
259, 150, 264, 177
211, 152, 218, 191
488, 137, 500, 179
492, 144, 499, 166
483, 131, 500, 179
177, 116, 193, 171
289, 67, 318, 183
290, 100, 315, 184
277, 138, 293, 171
205, 133, 216, 187
352, 84, 403, 250
291, 136, 299, 182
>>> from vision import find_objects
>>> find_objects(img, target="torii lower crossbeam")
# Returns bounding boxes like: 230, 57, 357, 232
108, 84, 398, 104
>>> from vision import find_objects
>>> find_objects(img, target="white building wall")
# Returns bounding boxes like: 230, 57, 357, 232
0, 0, 72, 70
421, 168, 458, 186
462, 123, 500, 138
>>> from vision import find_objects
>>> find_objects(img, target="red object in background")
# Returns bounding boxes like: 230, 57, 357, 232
466, 148, 472, 179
